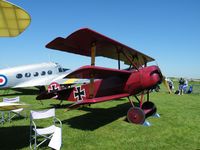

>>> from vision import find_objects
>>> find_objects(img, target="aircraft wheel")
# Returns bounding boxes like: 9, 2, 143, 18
127, 107, 145, 124
142, 101, 157, 118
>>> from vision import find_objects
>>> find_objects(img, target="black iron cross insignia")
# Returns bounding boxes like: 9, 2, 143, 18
48, 82, 61, 93
73, 86, 86, 101
50, 84, 58, 92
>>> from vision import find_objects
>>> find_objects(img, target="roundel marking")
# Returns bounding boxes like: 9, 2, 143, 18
0, 74, 8, 87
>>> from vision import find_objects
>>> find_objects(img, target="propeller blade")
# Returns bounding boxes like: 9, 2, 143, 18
162, 76, 172, 94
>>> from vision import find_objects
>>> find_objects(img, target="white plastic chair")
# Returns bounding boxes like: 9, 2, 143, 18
30, 108, 62, 150
2, 96, 25, 122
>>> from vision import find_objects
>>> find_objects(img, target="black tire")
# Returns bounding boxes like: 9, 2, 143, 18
142, 101, 157, 118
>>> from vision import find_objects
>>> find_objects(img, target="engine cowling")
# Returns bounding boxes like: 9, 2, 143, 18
124, 65, 162, 95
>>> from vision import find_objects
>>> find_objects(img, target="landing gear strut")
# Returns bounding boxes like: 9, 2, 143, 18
127, 96, 145, 124
126, 94, 157, 125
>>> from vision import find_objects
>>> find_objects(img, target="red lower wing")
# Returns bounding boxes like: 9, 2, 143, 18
65, 65, 131, 79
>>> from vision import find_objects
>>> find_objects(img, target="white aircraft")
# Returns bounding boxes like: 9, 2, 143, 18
0, 62, 80, 92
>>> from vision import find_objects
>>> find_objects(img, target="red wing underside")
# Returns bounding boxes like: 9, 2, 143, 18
46, 28, 154, 67
65, 65, 132, 79
68, 93, 130, 109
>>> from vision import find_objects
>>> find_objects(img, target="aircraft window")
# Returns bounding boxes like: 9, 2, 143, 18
25, 72, 31, 77
41, 71, 46, 76
16, 73, 23, 79
58, 68, 63, 72
47, 70, 53, 75
33, 72, 39, 77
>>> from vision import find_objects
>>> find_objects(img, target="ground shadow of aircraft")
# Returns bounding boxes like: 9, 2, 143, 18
48, 103, 73, 109
0, 126, 30, 149
62, 102, 135, 131
0, 88, 39, 97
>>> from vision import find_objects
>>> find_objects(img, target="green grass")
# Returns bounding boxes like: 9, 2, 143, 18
0, 85, 200, 150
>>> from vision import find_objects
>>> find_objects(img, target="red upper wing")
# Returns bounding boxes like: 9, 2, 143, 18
46, 28, 154, 66
65, 65, 132, 79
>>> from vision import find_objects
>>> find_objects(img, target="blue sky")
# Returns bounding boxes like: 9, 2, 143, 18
1, 0, 200, 78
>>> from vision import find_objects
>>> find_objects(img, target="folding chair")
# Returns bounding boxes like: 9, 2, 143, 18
30, 108, 62, 150
3, 96, 25, 122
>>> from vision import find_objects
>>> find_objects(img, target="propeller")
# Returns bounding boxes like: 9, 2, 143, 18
162, 76, 172, 94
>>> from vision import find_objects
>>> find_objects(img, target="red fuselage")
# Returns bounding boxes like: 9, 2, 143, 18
36, 65, 162, 104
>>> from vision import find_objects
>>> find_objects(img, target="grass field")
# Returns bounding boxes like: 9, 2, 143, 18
0, 84, 199, 150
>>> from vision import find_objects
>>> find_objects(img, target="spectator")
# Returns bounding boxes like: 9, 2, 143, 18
179, 77, 185, 95
187, 85, 193, 94
183, 79, 188, 93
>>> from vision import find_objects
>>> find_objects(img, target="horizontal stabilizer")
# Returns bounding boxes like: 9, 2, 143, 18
36, 91, 57, 100
36, 88, 73, 100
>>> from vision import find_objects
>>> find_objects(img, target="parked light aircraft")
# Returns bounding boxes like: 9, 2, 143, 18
0, 62, 82, 92
37, 28, 163, 125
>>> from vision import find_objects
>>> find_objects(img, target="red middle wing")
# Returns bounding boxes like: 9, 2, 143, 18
68, 93, 130, 109
65, 65, 132, 79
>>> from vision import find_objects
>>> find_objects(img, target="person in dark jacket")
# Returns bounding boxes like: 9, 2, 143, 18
179, 78, 185, 95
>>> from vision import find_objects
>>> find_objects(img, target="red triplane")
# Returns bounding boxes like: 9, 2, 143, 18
37, 28, 163, 125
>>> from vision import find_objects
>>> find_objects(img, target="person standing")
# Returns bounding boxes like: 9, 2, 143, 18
179, 78, 185, 95
183, 79, 188, 93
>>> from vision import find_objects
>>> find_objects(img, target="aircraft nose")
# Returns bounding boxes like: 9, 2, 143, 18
150, 68, 163, 84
